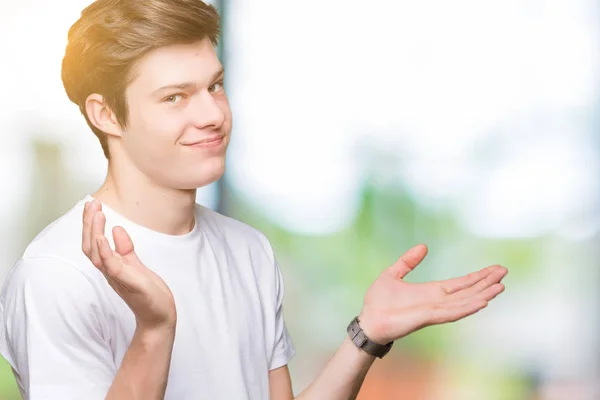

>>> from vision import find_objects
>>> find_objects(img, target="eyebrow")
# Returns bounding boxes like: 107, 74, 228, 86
152, 66, 225, 95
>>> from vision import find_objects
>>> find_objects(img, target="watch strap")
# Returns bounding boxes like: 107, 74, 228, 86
347, 316, 393, 359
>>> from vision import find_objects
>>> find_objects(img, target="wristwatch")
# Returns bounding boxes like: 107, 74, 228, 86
347, 316, 393, 359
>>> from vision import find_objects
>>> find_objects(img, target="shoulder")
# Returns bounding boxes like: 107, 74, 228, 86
0, 255, 109, 354
18, 198, 101, 280
1, 256, 100, 306
1, 199, 107, 308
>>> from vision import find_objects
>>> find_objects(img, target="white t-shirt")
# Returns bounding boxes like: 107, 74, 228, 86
0, 195, 295, 399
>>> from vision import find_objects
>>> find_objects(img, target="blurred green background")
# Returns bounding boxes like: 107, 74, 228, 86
0, 0, 599, 399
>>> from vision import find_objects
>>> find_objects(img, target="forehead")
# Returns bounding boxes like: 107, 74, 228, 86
129, 38, 221, 91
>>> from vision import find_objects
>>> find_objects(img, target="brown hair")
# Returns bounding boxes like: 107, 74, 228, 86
61, 0, 220, 159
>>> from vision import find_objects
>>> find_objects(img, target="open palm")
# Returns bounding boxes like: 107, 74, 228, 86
82, 200, 177, 331
358, 244, 507, 344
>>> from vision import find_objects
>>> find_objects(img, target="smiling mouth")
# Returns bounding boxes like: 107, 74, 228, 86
182, 135, 225, 149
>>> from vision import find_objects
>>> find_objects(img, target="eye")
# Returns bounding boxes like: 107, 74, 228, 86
209, 81, 224, 93
164, 94, 184, 104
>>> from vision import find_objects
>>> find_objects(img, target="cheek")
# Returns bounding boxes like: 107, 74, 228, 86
123, 109, 186, 167
128, 106, 184, 146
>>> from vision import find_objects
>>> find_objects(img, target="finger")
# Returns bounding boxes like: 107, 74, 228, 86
90, 211, 106, 268
430, 298, 488, 324
451, 268, 508, 300
113, 226, 135, 256
112, 226, 143, 267
477, 282, 505, 302
97, 236, 144, 295
81, 200, 96, 257
384, 244, 428, 279
446, 282, 505, 308
441, 265, 502, 295
113, 227, 148, 274
432, 282, 505, 324
96, 236, 123, 278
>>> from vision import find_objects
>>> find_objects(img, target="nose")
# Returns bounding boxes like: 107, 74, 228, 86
190, 90, 226, 130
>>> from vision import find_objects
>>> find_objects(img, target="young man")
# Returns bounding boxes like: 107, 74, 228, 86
0, 0, 508, 399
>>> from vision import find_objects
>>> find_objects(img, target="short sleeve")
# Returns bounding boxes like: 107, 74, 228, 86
0, 257, 116, 399
269, 257, 296, 370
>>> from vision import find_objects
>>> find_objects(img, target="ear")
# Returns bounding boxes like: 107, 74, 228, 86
85, 93, 123, 138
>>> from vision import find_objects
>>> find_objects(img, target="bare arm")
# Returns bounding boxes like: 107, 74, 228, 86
83, 200, 178, 400
294, 337, 374, 400
106, 327, 175, 400
269, 366, 294, 400
269, 339, 373, 400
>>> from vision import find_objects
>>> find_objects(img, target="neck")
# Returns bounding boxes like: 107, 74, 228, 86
93, 160, 197, 236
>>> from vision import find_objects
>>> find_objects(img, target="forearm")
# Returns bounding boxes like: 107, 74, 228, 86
295, 337, 376, 400
106, 326, 175, 400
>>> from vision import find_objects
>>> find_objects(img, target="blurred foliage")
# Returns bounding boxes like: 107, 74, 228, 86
0, 359, 19, 400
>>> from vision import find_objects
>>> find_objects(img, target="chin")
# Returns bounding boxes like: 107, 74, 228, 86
179, 161, 226, 190
153, 155, 227, 190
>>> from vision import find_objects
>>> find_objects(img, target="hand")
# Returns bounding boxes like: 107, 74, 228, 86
82, 200, 177, 331
358, 244, 507, 344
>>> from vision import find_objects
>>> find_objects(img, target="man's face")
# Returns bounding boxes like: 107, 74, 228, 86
118, 38, 232, 190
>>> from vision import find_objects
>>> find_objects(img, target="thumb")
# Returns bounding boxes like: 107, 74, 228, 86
385, 244, 428, 279
112, 226, 136, 258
